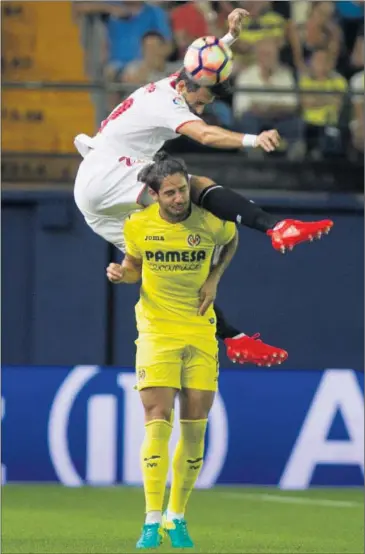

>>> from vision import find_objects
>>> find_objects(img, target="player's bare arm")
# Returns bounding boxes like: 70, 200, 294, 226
106, 254, 142, 284
226, 8, 250, 38
199, 228, 239, 316
175, 7, 281, 153
178, 120, 280, 153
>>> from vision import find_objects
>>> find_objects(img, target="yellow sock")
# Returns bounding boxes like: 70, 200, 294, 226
140, 419, 173, 513
168, 419, 208, 515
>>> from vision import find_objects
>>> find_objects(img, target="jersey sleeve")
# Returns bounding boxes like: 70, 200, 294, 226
335, 75, 348, 93
163, 95, 202, 133
213, 220, 237, 246
124, 217, 143, 260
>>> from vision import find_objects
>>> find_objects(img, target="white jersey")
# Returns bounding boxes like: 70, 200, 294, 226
74, 74, 202, 161
74, 34, 234, 249
74, 73, 202, 251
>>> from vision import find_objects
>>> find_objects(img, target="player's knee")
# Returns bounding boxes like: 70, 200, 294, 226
144, 406, 172, 423
183, 407, 210, 420
140, 387, 176, 423
179, 389, 215, 420
141, 399, 173, 423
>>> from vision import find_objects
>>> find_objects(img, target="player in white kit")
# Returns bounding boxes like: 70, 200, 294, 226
74, 8, 333, 365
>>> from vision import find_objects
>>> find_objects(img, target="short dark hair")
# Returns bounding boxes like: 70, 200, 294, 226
142, 31, 165, 44
176, 68, 201, 92
176, 68, 233, 98
138, 151, 189, 193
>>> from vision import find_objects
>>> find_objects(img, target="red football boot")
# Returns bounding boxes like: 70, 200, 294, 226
267, 219, 334, 253
224, 334, 288, 367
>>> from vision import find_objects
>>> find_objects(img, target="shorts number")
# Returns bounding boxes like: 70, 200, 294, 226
99, 97, 134, 132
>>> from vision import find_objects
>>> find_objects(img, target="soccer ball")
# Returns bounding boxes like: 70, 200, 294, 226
184, 36, 233, 87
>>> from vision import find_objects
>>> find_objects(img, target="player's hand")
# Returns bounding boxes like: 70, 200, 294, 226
198, 276, 218, 316
224, 334, 288, 366
106, 263, 125, 284
255, 130, 281, 152
227, 8, 250, 38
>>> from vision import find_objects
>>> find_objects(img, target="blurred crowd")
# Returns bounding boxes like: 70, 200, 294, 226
74, 0, 364, 160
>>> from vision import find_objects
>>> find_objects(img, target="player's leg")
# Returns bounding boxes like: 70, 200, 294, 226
136, 387, 175, 549
189, 175, 333, 253
190, 174, 279, 231
135, 336, 184, 549
164, 386, 214, 548
167, 387, 214, 516
214, 303, 240, 339
74, 156, 151, 250
79, 212, 129, 250
214, 304, 288, 365
139, 387, 176, 520
163, 345, 218, 548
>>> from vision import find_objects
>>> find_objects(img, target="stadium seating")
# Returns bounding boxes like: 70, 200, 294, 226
2, 1, 95, 153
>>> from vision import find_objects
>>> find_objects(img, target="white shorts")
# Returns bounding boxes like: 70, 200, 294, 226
74, 150, 154, 251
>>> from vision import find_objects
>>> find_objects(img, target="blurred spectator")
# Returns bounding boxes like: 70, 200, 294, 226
349, 70, 364, 154
349, 55, 364, 155
290, 1, 311, 26
122, 31, 180, 85
233, 38, 303, 158
147, 1, 174, 7
170, 1, 220, 59
336, 1, 364, 53
350, 22, 364, 76
205, 100, 234, 129
297, 1, 344, 69
347, 16, 364, 156
228, 1, 304, 72
75, 1, 173, 75
299, 48, 348, 158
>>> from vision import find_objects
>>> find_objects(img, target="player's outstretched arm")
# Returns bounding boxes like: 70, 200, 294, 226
178, 120, 280, 152
106, 255, 142, 284
220, 7, 249, 43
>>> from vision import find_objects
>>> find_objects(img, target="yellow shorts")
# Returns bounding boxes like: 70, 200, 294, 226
135, 335, 219, 392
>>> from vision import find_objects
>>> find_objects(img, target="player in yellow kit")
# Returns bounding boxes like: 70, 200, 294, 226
107, 152, 237, 549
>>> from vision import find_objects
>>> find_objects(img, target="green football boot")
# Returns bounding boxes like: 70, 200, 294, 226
136, 522, 164, 549
162, 514, 194, 548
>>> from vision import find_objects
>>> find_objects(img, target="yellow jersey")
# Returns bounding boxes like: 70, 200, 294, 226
124, 203, 236, 348
239, 10, 286, 44
299, 72, 348, 126
236, 10, 287, 66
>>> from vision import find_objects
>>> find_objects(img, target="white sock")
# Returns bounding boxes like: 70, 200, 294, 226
233, 333, 246, 339
166, 510, 184, 522
145, 511, 162, 524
